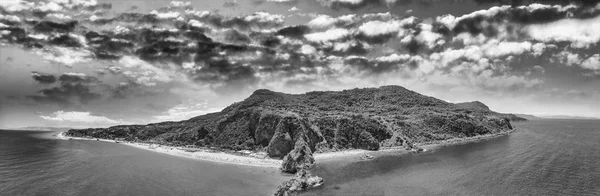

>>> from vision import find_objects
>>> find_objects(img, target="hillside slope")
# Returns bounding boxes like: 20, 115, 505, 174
67, 86, 515, 173
455, 101, 527, 122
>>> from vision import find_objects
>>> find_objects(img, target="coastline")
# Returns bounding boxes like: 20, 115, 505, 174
56, 132, 283, 168
416, 129, 516, 150
313, 129, 516, 162
56, 129, 515, 168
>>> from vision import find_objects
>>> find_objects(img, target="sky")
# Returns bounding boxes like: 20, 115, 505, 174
0, 0, 599, 129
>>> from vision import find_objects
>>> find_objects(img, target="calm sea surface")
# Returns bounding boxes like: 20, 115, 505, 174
301, 119, 600, 196
0, 131, 288, 196
1, 119, 599, 196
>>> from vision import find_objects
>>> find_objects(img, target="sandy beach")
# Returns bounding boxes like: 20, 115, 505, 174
57, 132, 283, 168
56, 129, 515, 167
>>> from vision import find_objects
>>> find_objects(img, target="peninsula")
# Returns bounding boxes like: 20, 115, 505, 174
65, 85, 518, 195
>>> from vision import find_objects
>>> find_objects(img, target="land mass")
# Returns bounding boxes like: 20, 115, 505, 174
65, 85, 518, 195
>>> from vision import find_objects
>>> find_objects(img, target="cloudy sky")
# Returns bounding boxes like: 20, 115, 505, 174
0, 0, 599, 129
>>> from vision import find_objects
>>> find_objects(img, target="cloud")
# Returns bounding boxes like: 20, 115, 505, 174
41, 111, 121, 124
1, 0, 598, 114
580, 54, 600, 70
304, 28, 351, 42
357, 20, 403, 37
318, 0, 381, 10
525, 16, 600, 48
307, 14, 356, 29
28, 73, 102, 107
31, 72, 57, 84
151, 101, 221, 122
288, 6, 299, 12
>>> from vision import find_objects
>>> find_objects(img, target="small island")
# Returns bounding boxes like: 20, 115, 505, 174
64, 85, 518, 195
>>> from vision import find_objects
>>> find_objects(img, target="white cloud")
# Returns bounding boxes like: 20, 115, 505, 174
37, 47, 93, 66
0, 0, 34, 12
63, 72, 87, 77
244, 12, 284, 25
558, 51, 581, 66
414, 24, 444, 49
304, 28, 350, 42
118, 56, 173, 86
436, 6, 511, 29
36, 2, 63, 12
308, 15, 338, 29
482, 40, 533, 58
376, 53, 410, 62
41, 111, 121, 124
45, 13, 72, 21
300, 44, 316, 54
152, 102, 221, 122
358, 20, 403, 36
150, 10, 181, 19
188, 19, 205, 28
0, 14, 21, 22
580, 54, 600, 70
169, 1, 191, 7
288, 6, 299, 12
526, 16, 600, 48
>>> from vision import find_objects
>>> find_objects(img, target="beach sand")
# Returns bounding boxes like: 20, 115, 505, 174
56, 129, 515, 167
57, 132, 283, 167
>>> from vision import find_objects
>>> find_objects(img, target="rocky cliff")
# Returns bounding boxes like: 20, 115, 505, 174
67, 85, 516, 173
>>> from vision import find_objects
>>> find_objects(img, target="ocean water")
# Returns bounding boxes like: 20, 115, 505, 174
0, 131, 288, 196
301, 119, 600, 196
1, 120, 599, 196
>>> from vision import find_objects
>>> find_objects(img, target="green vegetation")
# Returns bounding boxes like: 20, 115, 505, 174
67, 85, 516, 173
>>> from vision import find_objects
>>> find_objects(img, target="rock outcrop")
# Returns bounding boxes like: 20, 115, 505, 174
274, 169, 323, 196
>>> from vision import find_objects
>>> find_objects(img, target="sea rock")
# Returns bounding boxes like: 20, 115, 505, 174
274, 169, 323, 196
281, 139, 315, 173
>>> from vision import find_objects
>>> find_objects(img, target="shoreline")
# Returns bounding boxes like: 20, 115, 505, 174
56, 129, 515, 167
56, 132, 283, 168
416, 129, 516, 150
313, 129, 516, 161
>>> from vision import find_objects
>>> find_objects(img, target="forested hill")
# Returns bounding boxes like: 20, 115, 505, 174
67, 85, 516, 173
455, 101, 527, 122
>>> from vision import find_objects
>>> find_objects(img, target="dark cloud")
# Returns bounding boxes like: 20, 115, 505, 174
33, 21, 78, 33
249, 31, 280, 47
48, 34, 83, 47
344, 56, 406, 74
26, 73, 140, 107
319, 0, 382, 10
223, 29, 251, 44
28, 80, 102, 107
58, 73, 99, 84
473, 0, 600, 6
276, 25, 311, 39
188, 58, 259, 93
31, 72, 57, 84
450, 4, 600, 37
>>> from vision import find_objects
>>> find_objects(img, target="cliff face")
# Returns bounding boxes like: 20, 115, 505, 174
67, 86, 515, 173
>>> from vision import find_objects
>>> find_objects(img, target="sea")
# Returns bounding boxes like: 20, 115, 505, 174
0, 130, 288, 196
301, 119, 600, 196
1, 119, 599, 196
